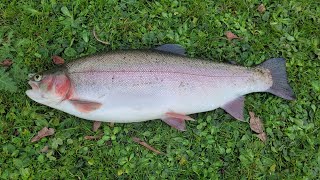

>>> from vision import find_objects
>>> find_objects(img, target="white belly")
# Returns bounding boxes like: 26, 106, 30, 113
50, 79, 248, 123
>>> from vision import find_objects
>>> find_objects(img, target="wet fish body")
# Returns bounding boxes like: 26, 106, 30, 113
26, 45, 295, 130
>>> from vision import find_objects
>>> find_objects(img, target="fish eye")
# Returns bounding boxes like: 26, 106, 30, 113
33, 74, 43, 82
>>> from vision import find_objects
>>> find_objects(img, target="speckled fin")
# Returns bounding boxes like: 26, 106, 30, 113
221, 96, 244, 121
154, 44, 186, 56
69, 99, 102, 113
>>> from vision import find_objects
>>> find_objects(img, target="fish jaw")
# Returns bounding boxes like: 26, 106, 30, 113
26, 80, 58, 106
26, 87, 41, 102
26, 81, 45, 103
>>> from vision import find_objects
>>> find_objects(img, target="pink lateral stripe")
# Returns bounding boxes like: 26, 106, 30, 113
70, 70, 250, 78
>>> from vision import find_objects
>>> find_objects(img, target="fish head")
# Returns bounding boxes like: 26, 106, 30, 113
26, 68, 71, 105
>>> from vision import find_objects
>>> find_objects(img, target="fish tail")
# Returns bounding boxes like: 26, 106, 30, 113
258, 58, 296, 100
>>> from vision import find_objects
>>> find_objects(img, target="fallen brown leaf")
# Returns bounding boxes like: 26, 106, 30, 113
257, 132, 267, 142
93, 121, 102, 132
52, 55, 65, 65
84, 134, 103, 140
249, 112, 264, 133
132, 137, 164, 155
225, 31, 239, 41
31, 127, 55, 142
249, 112, 267, 142
93, 28, 110, 45
40, 145, 49, 153
257, 4, 266, 13
0, 59, 13, 67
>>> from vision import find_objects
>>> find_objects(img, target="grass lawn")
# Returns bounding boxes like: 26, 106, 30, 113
1, 0, 319, 179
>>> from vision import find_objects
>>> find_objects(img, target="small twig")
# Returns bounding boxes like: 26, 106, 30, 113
93, 28, 110, 45
132, 137, 165, 155
84, 133, 103, 140
93, 121, 102, 132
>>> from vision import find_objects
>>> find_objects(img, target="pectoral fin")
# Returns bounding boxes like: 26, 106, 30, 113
221, 96, 244, 121
161, 112, 194, 131
69, 99, 102, 113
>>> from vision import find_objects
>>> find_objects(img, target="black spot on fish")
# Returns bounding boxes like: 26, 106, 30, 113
111, 75, 115, 83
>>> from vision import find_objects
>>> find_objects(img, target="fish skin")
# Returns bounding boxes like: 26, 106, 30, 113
26, 48, 294, 125
65, 50, 270, 122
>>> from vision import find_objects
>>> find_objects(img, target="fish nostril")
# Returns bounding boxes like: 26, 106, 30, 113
28, 73, 36, 79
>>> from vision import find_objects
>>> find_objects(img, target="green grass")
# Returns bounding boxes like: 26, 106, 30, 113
1, 0, 320, 179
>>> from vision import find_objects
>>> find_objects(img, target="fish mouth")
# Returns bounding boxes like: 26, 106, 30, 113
26, 81, 42, 101
28, 81, 39, 90
26, 81, 39, 98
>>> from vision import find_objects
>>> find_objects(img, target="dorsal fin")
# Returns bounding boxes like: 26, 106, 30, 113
154, 44, 186, 56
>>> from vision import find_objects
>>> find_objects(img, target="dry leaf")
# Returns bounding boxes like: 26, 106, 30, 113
249, 112, 267, 142
93, 28, 110, 45
93, 121, 102, 132
257, 132, 267, 142
257, 4, 266, 13
31, 127, 55, 142
0, 59, 13, 67
249, 112, 264, 133
132, 137, 164, 155
225, 31, 239, 41
84, 134, 103, 140
52, 55, 65, 65
40, 145, 49, 153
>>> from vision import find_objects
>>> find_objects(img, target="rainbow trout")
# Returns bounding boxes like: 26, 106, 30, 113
26, 44, 295, 131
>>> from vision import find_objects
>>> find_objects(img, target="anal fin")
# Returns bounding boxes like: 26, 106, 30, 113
69, 99, 102, 113
221, 96, 245, 121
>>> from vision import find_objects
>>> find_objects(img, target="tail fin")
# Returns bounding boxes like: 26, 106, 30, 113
258, 58, 296, 100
